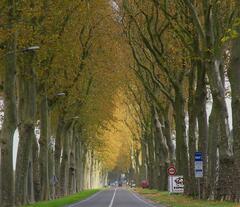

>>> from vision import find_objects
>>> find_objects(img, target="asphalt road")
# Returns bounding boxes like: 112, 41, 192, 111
67, 188, 165, 207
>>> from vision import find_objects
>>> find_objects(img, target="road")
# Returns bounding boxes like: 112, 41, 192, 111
68, 188, 165, 207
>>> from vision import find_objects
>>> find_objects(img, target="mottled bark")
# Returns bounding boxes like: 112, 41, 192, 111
68, 125, 76, 194
153, 107, 169, 190
59, 126, 70, 196
202, 0, 233, 199
27, 148, 34, 203
32, 134, 41, 201
207, 60, 233, 200
188, 67, 197, 196
54, 116, 64, 197
196, 66, 208, 198
162, 106, 175, 163
0, 29, 17, 207
207, 103, 219, 199
39, 96, 49, 200
75, 129, 81, 192
139, 139, 148, 181
228, 17, 240, 200
15, 52, 36, 206
147, 130, 157, 189
174, 89, 189, 185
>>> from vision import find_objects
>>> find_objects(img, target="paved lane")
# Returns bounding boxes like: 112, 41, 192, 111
68, 188, 165, 207
68, 189, 115, 207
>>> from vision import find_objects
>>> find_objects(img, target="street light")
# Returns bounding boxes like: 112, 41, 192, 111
64, 116, 80, 121
21, 46, 40, 52
1, 45, 40, 58
48, 92, 66, 108
56, 92, 66, 97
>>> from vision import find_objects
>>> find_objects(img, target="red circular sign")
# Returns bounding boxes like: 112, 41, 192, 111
167, 165, 176, 176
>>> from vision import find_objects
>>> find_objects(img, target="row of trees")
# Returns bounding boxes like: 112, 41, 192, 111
2, 0, 240, 205
119, 0, 240, 202
0, 1, 130, 206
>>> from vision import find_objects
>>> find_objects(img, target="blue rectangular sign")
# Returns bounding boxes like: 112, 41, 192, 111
195, 152, 202, 161
195, 152, 203, 178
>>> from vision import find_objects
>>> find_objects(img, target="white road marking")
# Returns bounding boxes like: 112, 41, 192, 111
129, 190, 157, 207
67, 190, 103, 207
108, 188, 117, 207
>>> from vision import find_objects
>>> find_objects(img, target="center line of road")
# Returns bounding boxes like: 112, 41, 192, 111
108, 188, 117, 207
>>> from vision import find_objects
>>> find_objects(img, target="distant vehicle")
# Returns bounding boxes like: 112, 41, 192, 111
118, 182, 122, 187
141, 180, 149, 188
129, 180, 136, 188
109, 182, 116, 187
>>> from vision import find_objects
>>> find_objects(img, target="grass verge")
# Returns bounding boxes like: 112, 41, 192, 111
22, 189, 100, 207
135, 188, 240, 207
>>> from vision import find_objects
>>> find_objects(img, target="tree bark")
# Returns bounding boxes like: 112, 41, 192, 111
54, 116, 64, 197
0, 15, 17, 206
174, 88, 189, 186
162, 106, 175, 163
15, 51, 37, 206
207, 102, 219, 199
153, 106, 169, 190
59, 127, 69, 196
32, 133, 41, 201
196, 65, 208, 198
68, 124, 76, 194
228, 15, 240, 200
187, 67, 197, 196
146, 129, 156, 189
202, 0, 233, 199
39, 96, 49, 200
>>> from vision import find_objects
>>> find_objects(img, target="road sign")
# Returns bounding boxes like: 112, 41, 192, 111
195, 152, 203, 178
168, 176, 184, 193
195, 152, 203, 161
167, 165, 176, 176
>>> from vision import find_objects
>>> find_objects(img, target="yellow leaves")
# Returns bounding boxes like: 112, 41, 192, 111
91, 91, 133, 170
221, 28, 239, 43
1, 0, 134, 171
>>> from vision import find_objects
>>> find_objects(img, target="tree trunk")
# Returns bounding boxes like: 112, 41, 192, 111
196, 65, 208, 198
140, 138, 148, 181
0, 17, 17, 206
153, 106, 169, 190
207, 60, 233, 200
162, 106, 175, 163
68, 124, 76, 194
228, 18, 240, 200
147, 130, 156, 189
202, 0, 233, 199
174, 88, 189, 187
32, 134, 41, 201
27, 147, 34, 203
187, 67, 197, 196
59, 128, 69, 196
207, 102, 219, 199
54, 116, 64, 197
15, 52, 36, 206
39, 96, 49, 200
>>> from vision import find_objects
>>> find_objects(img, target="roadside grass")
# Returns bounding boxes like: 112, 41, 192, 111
22, 189, 100, 207
135, 188, 240, 207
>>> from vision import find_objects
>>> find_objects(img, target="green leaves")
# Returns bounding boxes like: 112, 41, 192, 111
221, 28, 239, 43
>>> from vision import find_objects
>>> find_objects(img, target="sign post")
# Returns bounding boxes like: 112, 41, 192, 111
168, 176, 184, 193
195, 152, 203, 199
167, 164, 176, 176
167, 164, 184, 193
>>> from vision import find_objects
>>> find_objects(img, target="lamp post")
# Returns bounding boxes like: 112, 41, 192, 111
1, 45, 40, 58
